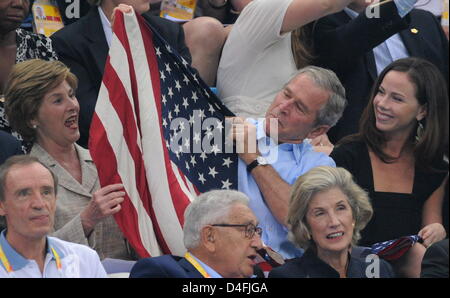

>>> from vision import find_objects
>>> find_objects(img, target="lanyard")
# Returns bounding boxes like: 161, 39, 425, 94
0, 244, 13, 273
184, 252, 211, 278
50, 247, 62, 270
0, 243, 62, 273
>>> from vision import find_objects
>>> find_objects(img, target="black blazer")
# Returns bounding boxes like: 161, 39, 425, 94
268, 248, 395, 278
313, 3, 449, 143
130, 255, 204, 278
0, 131, 23, 165
129, 254, 265, 278
51, 7, 192, 148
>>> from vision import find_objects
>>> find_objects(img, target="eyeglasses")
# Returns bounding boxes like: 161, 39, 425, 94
212, 223, 262, 239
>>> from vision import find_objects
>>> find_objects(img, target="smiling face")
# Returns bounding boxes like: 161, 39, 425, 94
373, 70, 427, 139
306, 188, 355, 259
265, 74, 330, 144
0, 0, 30, 34
32, 80, 80, 147
0, 162, 56, 245
210, 203, 262, 278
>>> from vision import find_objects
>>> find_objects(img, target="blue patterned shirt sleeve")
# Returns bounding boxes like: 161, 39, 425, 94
394, 0, 418, 18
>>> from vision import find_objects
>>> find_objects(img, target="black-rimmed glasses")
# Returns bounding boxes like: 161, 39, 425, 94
212, 223, 262, 239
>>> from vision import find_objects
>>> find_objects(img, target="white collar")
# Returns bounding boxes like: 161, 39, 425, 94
98, 6, 112, 47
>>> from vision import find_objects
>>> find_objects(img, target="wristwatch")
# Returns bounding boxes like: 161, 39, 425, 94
208, 0, 228, 9
247, 156, 268, 173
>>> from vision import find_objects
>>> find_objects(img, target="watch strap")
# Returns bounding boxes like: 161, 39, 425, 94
247, 159, 260, 173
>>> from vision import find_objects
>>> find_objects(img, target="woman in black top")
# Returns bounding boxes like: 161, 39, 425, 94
331, 57, 448, 277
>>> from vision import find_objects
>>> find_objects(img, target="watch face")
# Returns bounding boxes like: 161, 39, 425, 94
257, 156, 268, 165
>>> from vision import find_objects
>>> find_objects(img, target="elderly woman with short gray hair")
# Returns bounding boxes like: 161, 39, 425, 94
269, 166, 394, 278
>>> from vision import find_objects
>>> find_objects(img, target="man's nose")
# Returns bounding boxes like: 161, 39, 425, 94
30, 193, 46, 209
251, 233, 263, 250
278, 100, 292, 115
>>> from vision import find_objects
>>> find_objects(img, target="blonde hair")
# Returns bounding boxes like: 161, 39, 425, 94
4, 59, 78, 142
288, 166, 373, 250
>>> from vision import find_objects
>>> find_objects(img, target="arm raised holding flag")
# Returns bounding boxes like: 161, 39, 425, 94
90, 8, 237, 258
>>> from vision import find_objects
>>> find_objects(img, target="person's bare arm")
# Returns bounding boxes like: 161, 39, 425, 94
282, 0, 354, 33
230, 0, 252, 12
419, 175, 448, 247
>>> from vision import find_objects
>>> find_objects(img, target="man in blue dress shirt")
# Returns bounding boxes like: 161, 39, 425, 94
229, 66, 347, 259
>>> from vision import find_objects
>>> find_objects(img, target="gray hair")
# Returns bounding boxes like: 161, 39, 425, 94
288, 166, 373, 250
183, 190, 250, 250
0, 155, 58, 202
289, 66, 347, 127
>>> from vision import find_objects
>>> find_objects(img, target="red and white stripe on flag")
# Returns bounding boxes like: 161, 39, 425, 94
89, 10, 194, 258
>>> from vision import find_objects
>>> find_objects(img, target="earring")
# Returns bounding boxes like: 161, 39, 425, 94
415, 121, 424, 143
32, 124, 37, 129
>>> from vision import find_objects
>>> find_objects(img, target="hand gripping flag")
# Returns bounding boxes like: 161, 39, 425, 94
371, 235, 423, 261
89, 9, 237, 258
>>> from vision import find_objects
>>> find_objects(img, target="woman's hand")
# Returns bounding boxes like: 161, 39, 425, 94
419, 223, 446, 248
311, 133, 334, 155
80, 184, 125, 236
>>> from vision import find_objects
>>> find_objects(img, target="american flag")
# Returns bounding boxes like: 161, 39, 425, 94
89, 10, 237, 258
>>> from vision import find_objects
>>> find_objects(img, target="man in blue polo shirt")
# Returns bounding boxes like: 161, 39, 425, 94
229, 66, 347, 259
0, 155, 106, 278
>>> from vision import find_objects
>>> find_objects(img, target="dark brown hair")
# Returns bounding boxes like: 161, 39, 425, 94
340, 58, 449, 171
291, 24, 315, 70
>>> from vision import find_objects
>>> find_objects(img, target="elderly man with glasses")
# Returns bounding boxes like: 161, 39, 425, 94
129, 190, 263, 278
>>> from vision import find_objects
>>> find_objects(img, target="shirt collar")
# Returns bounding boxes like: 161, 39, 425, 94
0, 230, 28, 271
251, 118, 308, 164
190, 254, 223, 278
98, 6, 112, 47
344, 7, 359, 19
253, 118, 268, 142
0, 230, 63, 272
31, 143, 93, 167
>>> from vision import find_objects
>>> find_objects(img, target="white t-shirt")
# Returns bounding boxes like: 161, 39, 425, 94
217, 0, 295, 118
